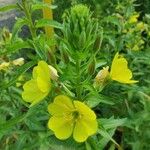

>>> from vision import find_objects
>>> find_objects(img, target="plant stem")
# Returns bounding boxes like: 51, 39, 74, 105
22, 0, 36, 39
43, 0, 54, 39
76, 59, 81, 99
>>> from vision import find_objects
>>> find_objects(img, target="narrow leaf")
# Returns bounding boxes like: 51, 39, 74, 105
32, 3, 57, 11
35, 19, 63, 29
0, 4, 18, 12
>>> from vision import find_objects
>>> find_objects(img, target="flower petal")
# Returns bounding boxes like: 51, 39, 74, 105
37, 76, 50, 93
48, 116, 73, 140
33, 61, 50, 82
73, 118, 98, 142
74, 101, 96, 120
110, 53, 138, 84
48, 95, 74, 115
22, 79, 48, 106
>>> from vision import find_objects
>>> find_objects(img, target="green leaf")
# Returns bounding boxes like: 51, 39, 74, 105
0, 114, 26, 132
97, 117, 126, 150
99, 117, 127, 130
85, 141, 92, 150
86, 93, 115, 108
12, 18, 29, 40
0, 61, 36, 90
35, 19, 63, 29
0, 4, 18, 12
98, 129, 123, 150
0, 40, 32, 56
32, 3, 57, 11
48, 136, 85, 150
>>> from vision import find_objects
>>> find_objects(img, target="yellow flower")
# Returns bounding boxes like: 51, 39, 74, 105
22, 61, 51, 106
13, 58, 24, 66
16, 75, 24, 87
48, 95, 98, 142
110, 53, 138, 84
0, 62, 10, 71
136, 22, 145, 31
128, 14, 139, 24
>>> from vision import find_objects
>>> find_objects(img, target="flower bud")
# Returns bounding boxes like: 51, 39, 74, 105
13, 58, 24, 66
2, 28, 12, 42
136, 22, 145, 31
94, 66, 110, 90
128, 14, 139, 24
95, 66, 109, 83
0, 62, 10, 71
71, 4, 90, 18
88, 57, 96, 75
49, 65, 59, 80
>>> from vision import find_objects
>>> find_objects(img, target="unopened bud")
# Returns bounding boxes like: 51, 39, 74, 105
94, 66, 110, 90
0, 62, 10, 71
13, 58, 24, 66
2, 28, 12, 42
49, 65, 59, 80
62, 51, 69, 63
88, 58, 96, 75
128, 14, 139, 24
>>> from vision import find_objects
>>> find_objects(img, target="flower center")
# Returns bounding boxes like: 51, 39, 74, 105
72, 110, 80, 119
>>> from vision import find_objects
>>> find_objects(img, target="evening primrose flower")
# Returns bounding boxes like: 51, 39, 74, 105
0, 62, 10, 71
128, 14, 139, 24
48, 95, 98, 142
13, 58, 24, 66
22, 61, 51, 106
110, 53, 138, 84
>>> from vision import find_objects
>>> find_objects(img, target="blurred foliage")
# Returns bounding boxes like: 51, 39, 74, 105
0, 0, 150, 150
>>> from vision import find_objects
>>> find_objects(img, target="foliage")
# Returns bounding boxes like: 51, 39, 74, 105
0, 0, 150, 150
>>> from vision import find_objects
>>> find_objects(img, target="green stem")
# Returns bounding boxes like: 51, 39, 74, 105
22, 0, 36, 39
76, 59, 81, 99
60, 82, 75, 97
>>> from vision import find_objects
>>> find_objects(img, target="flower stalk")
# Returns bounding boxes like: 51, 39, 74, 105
43, 0, 54, 39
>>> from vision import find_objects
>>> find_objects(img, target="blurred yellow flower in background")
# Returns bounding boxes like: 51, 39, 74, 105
22, 61, 51, 106
48, 95, 98, 142
110, 53, 138, 84
136, 22, 145, 31
13, 58, 24, 66
0, 62, 10, 71
128, 14, 139, 23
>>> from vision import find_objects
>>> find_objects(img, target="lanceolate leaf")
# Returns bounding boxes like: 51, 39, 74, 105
32, 3, 57, 11
35, 19, 63, 29
0, 40, 32, 56
0, 114, 26, 132
12, 18, 29, 40
0, 4, 18, 12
